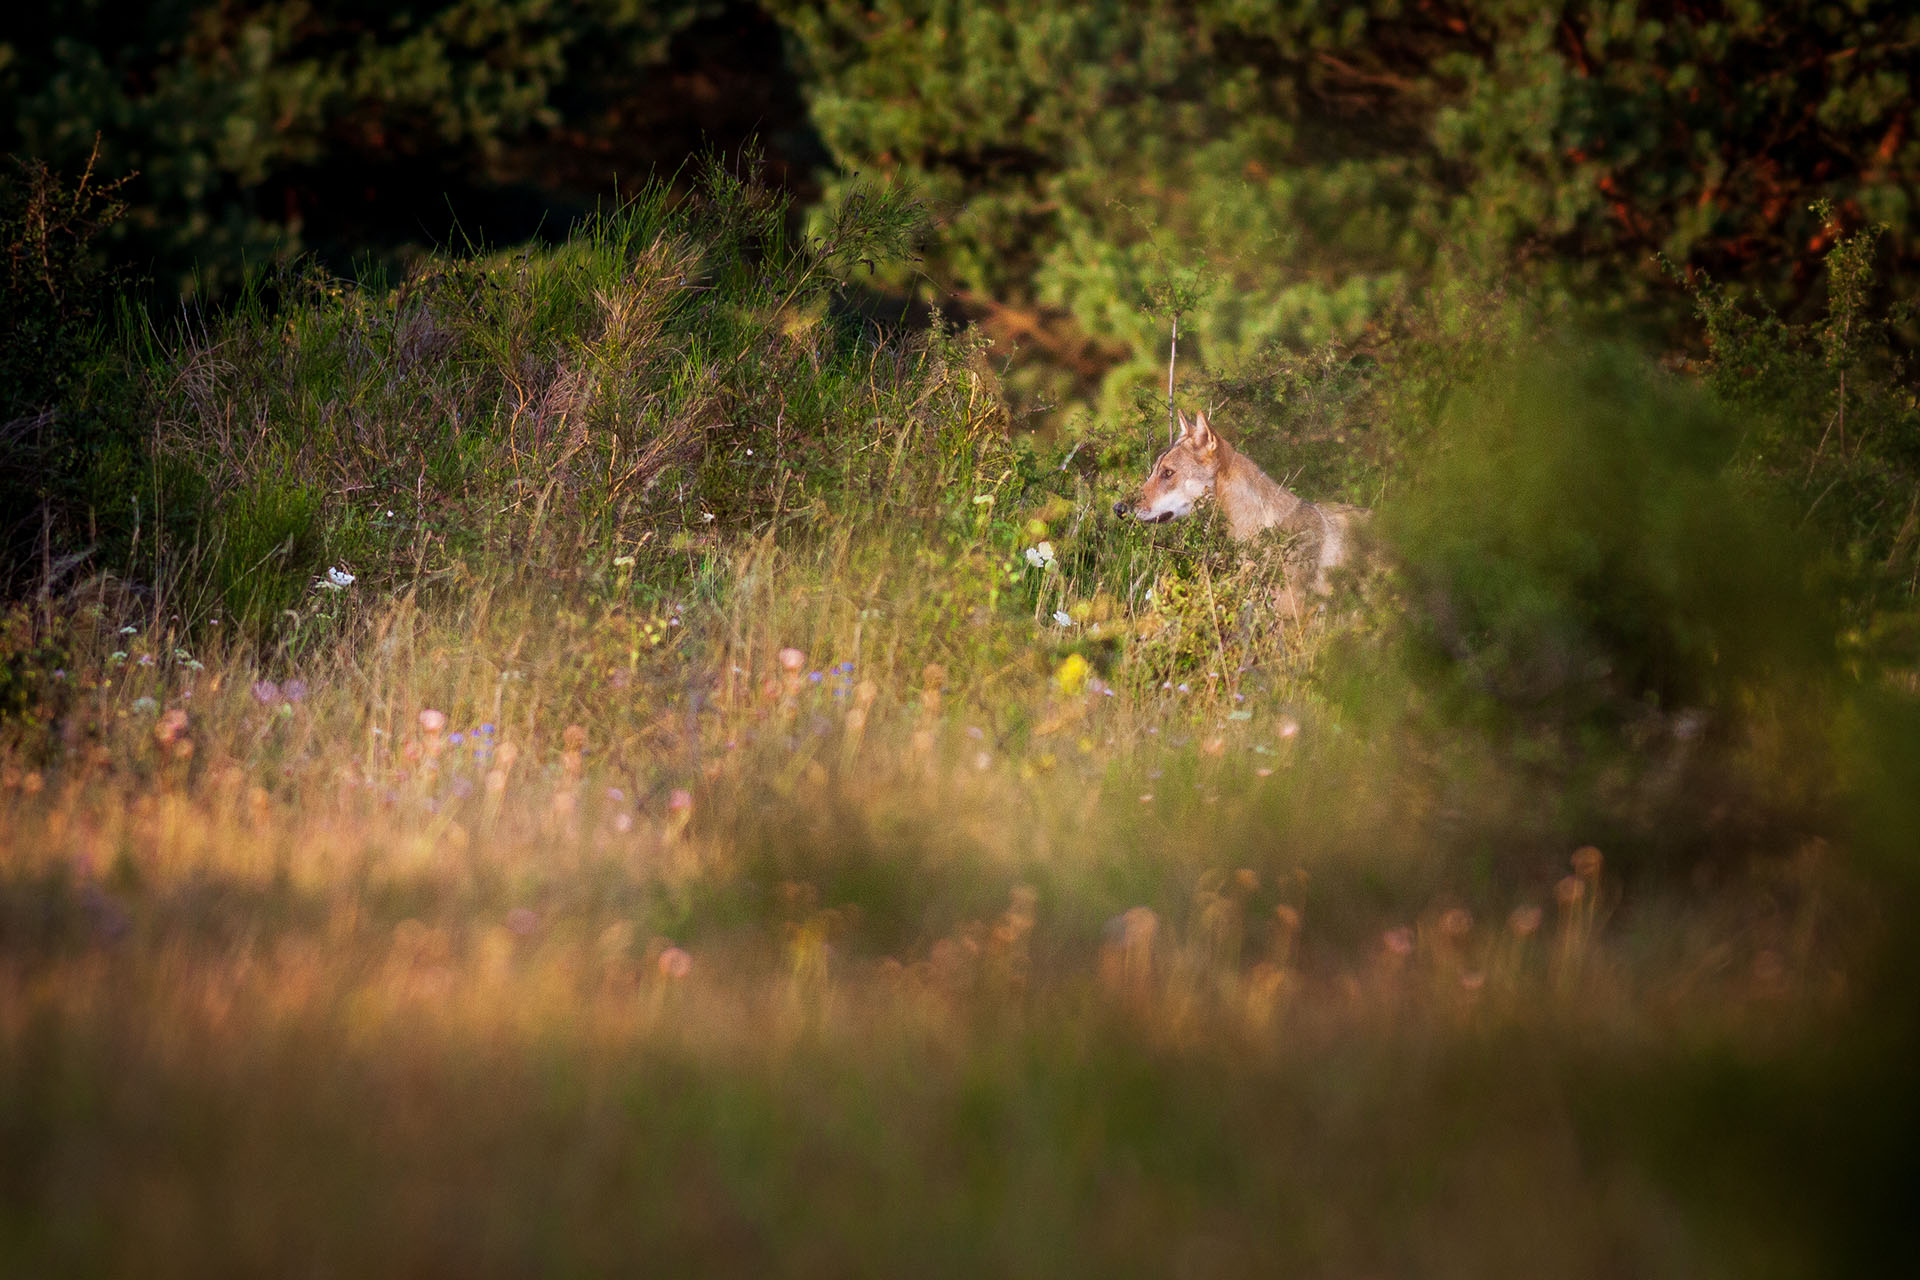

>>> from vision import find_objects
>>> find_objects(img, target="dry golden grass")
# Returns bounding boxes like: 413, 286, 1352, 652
1, 552, 1878, 1278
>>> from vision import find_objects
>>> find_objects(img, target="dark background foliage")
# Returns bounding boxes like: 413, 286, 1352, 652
1, 1, 826, 297
6, 3, 1914, 339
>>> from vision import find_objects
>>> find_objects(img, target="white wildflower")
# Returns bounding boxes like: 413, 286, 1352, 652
1052, 610, 1073, 627
1024, 541, 1055, 569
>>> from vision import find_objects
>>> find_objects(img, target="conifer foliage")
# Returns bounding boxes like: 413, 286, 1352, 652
778, 1, 1920, 412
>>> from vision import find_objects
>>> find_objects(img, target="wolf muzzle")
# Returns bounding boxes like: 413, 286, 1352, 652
1115, 500, 1173, 523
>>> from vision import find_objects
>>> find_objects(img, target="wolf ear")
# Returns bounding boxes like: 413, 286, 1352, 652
1190, 410, 1217, 455
1175, 409, 1194, 441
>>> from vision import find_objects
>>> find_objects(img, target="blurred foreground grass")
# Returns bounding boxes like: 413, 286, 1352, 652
2, 559, 1910, 1277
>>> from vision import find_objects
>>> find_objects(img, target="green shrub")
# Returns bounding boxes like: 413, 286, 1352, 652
780, 1, 1920, 423
1679, 206, 1920, 628
1354, 342, 1838, 868
1, 1, 725, 299
0, 144, 141, 589
0, 144, 127, 419
0, 602, 72, 738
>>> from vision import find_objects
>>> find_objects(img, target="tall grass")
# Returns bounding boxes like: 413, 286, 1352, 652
3, 165, 1916, 1275
0, 551, 1879, 1276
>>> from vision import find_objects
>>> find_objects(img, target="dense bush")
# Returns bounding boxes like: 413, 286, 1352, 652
1339, 339, 1841, 868
780, 1, 1920, 418
0, 145, 128, 421
0, 145, 146, 591
0, 1, 829, 297
1388, 345, 1827, 722
1680, 206, 1920, 626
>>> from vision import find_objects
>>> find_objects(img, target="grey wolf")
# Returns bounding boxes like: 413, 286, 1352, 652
1114, 410, 1370, 596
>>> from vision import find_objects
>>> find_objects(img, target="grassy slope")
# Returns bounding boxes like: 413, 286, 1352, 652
2, 173, 1914, 1276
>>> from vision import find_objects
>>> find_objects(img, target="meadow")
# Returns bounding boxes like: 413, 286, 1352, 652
3, 169, 1916, 1276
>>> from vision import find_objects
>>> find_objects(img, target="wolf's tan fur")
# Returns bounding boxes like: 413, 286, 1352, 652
1115, 410, 1369, 597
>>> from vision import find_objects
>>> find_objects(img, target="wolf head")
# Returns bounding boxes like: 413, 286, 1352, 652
1113, 410, 1223, 524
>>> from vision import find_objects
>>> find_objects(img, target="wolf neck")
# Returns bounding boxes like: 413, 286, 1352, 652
1212, 439, 1309, 541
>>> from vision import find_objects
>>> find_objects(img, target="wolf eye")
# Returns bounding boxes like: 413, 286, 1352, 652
1158, 467, 1172, 479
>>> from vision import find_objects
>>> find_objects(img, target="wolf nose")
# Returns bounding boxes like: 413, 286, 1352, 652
1112, 501, 1127, 518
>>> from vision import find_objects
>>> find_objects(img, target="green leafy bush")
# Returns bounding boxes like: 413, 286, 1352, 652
0, 602, 72, 737
0, 143, 144, 590
1357, 342, 1838, 867
0, 144, 127, 420
1, 1, 733, 297
779, 1, 1920, 421
1680, 206, 1920, 628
